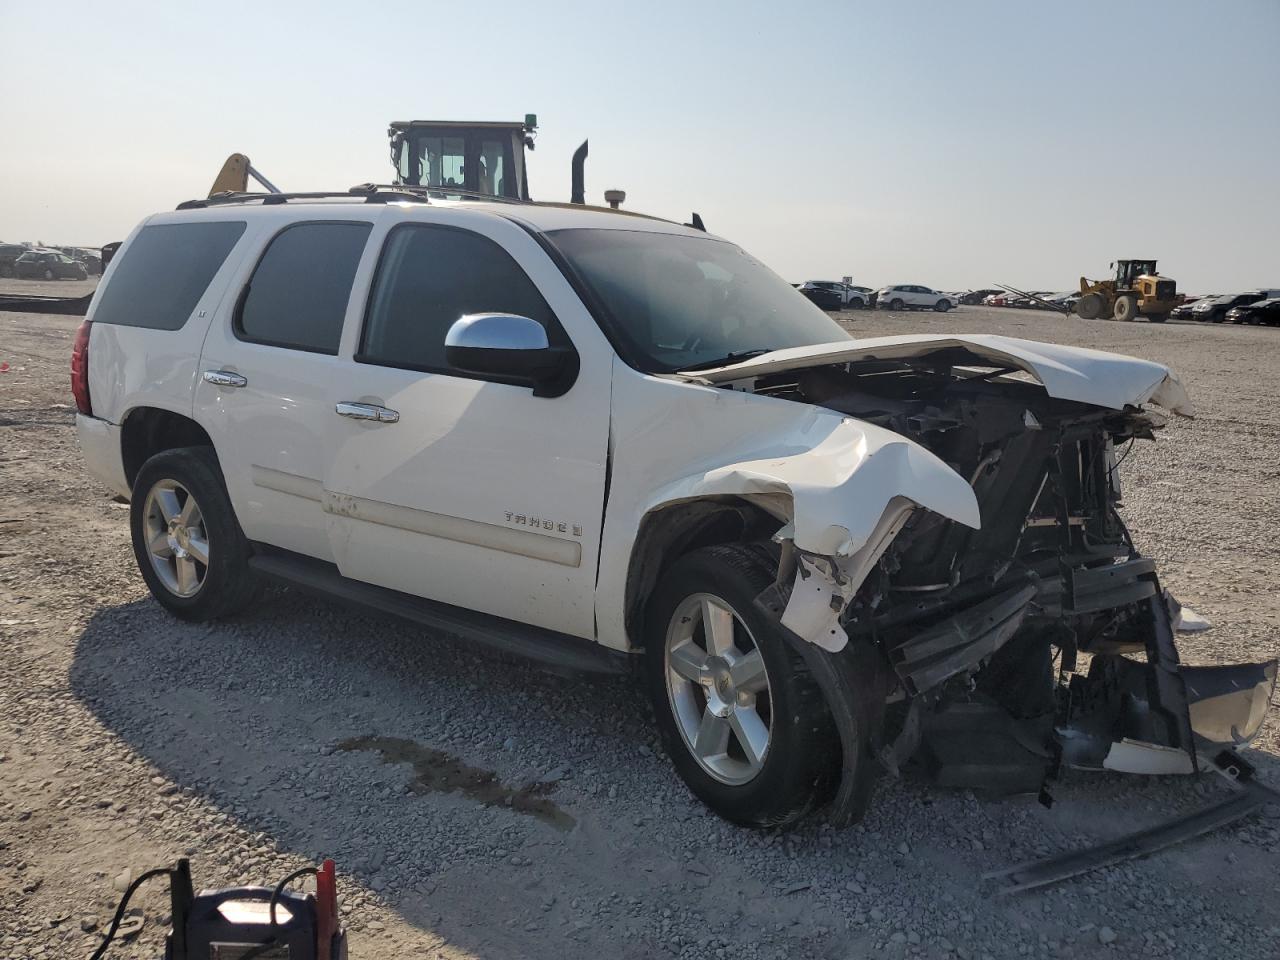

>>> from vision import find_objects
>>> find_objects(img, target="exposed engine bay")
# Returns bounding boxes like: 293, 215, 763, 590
747, 346, 1276, 801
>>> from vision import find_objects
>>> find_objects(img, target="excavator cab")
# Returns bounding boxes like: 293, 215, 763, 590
1114, 259, 1158, 287
389, 116, 537, 200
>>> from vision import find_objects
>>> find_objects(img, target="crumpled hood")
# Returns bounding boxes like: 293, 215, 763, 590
685, 334, 1194, 417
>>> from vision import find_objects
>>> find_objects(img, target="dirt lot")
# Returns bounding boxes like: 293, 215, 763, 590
2, 298, 1278, 960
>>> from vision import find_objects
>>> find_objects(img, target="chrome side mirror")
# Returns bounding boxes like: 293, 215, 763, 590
444, 313, 575, 397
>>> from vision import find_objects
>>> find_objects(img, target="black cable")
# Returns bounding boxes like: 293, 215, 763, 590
89, 866, 174, 960
236, 866, 319, 960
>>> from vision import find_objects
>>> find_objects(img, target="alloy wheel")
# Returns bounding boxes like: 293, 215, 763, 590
664, 592, 773, 785
142, 479, 209, 597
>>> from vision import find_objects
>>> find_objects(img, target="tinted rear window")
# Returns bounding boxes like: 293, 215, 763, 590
93, 221, 246, 330
236, 221, 372, 354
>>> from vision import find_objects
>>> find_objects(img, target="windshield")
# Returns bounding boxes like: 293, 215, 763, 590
546, 228, 848, 373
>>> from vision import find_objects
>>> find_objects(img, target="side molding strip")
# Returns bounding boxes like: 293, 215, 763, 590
250, 465, 583, 567
322, 491, 583, 568
251, 465, 323, 502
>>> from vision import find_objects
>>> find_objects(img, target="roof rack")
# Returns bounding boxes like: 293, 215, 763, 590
176, 184, 432, 210
348, 183, 527, 205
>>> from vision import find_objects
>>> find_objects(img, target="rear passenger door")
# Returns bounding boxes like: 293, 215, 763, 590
194, 218, 375, 562
321, 212, 612, 641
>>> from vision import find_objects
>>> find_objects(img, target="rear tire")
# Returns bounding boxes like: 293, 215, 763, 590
42, 268, 54, 280
643, 544, 838, 828
1113, 295, 1139, 321
130, 446, 260, 622
1076, 293, 1104, 320
1147, 312, 1168, 323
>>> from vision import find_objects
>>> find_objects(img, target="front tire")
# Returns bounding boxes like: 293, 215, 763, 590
888, 297, 905, 311
934, 298, 952, 312
130, 446, 259, 621
643, 545, 838, 828
1113, 295, 1139, 321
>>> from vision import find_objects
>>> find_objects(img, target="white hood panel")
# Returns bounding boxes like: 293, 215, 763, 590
690, 334, 1194, 417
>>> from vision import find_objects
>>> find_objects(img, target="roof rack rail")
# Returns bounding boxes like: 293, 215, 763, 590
176, 185, 432, 211
353, 183, 528, 205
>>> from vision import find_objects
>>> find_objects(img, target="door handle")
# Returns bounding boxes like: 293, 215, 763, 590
335, 401, 399, 424
202, 369, 248, 388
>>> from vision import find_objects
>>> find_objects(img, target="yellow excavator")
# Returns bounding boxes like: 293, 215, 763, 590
208, 116, 574, 203
1076, 260, 1178, 323
204, 116, 705, 229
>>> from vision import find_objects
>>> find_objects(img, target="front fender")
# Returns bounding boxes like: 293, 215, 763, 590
638, 417, 980, 653
641, 416, 980, 559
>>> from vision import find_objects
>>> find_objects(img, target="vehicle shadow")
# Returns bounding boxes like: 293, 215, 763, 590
68, 588, 879, 958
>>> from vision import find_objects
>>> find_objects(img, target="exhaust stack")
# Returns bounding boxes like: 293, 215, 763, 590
570, 140, 588, 204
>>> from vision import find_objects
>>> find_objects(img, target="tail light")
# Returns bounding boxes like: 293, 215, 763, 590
71, 318, 92, 415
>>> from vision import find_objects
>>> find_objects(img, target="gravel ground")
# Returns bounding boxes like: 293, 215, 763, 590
2, 297, 1278, 960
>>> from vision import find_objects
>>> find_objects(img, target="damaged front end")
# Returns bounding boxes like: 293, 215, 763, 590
742, 346, 1276, 819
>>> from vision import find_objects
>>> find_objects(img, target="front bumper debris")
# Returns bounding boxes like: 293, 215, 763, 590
986, 750, 1280, 894
1059, 655, 1277, 774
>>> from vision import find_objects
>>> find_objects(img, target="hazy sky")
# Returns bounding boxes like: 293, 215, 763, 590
2, 0, 1277, 292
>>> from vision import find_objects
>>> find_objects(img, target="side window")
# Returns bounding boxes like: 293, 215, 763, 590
416, 137, 465, 188
359, 224, 561, 374
479, 139, 507, 196
236, 221, 372, 354
92, 221, 246, 330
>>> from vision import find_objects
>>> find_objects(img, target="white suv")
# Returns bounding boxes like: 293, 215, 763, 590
74, 190, 1274, 828
876, 284, 953, 312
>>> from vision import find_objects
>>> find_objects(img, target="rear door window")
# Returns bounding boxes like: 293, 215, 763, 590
358, 223, 562, 374
91, 221, 246, 330
236, 221, 372, 354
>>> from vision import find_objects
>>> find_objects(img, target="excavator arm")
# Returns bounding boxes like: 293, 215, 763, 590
208, 154, 280, 197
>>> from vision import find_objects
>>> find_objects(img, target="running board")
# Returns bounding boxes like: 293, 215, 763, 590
248, 547, 628, 677
985, 751, 1279, 894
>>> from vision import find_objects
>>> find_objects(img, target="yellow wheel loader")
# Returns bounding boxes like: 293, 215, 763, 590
1076, 260, 1177, 323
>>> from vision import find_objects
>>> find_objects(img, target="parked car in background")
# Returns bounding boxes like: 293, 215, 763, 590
60, 246, 103, 275
800, 283, 844, 311
13, 249, 88, 280
1170, 297, 1210, 321
1226, 297, 1280, 325
963, 289, 1003, 305
0, 243, 28, 278
800, 280, 871, 309
876, 284, 953, 312
1191, 290, 1280, 323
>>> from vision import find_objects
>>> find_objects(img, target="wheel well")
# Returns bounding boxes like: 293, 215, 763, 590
120, 407, 214, 488
624, 497, 784, 650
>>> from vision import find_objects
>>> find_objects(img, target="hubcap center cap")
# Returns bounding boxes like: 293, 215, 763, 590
704, 657, 736, 717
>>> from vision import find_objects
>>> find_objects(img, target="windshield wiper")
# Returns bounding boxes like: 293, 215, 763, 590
678, 348, 774, 372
